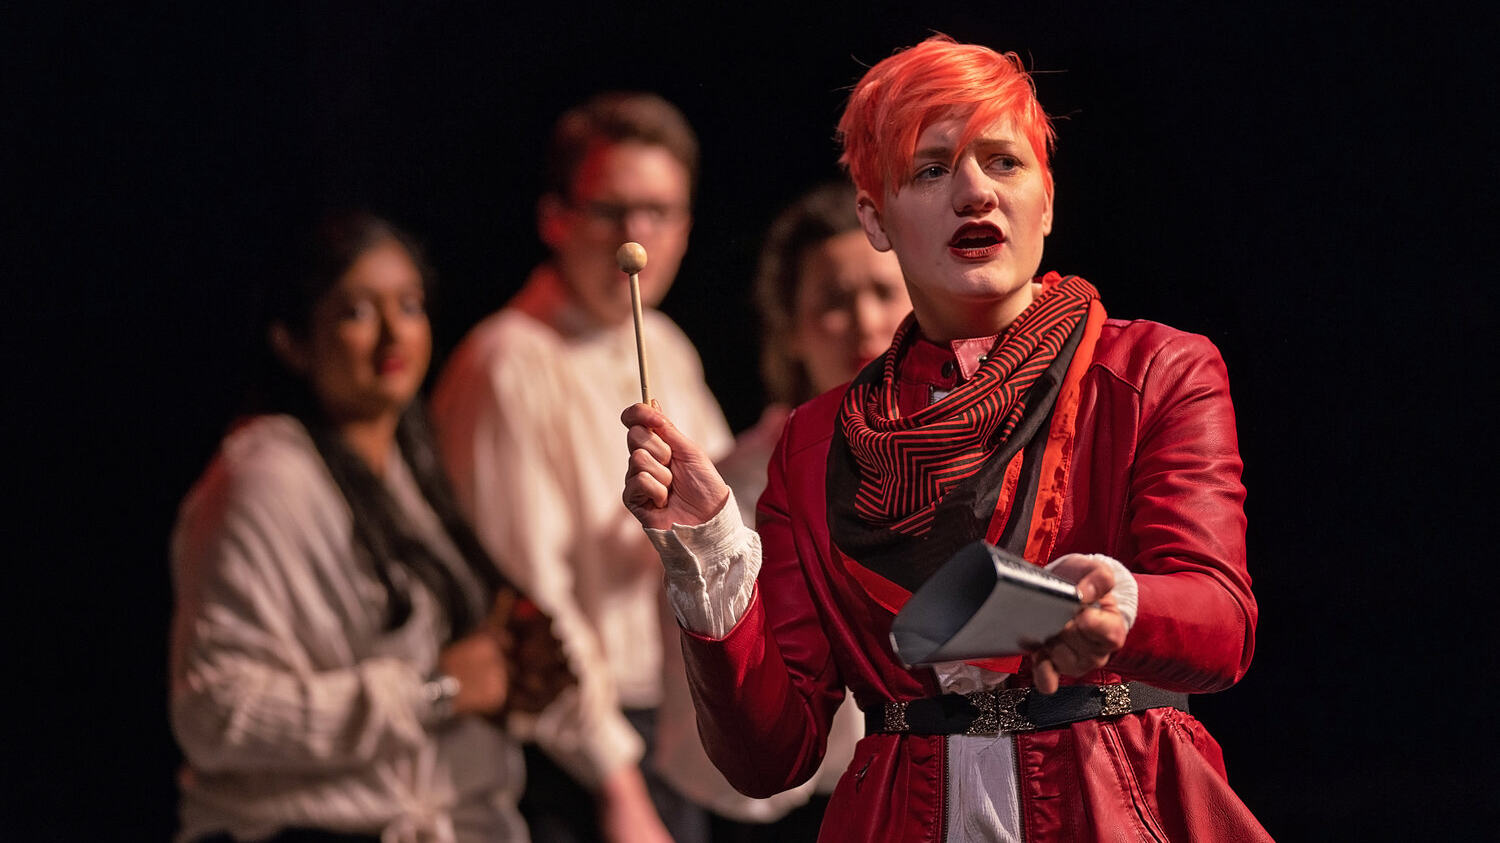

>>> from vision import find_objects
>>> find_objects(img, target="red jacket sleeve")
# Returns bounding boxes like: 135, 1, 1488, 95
1103, 329, 1257, 692
676, 421, 847, 798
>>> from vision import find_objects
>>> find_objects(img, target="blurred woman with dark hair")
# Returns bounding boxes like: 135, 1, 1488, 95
169, 211, 569, 843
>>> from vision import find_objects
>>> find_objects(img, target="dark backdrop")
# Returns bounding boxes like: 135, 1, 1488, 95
8, 2, 1496, 840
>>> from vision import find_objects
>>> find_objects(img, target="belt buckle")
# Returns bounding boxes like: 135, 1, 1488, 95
883, 700, 910, 733
966, 688, 1034, 734
1099, 682, 1132, 717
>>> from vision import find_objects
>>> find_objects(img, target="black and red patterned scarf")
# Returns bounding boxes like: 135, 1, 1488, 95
826, 273, 1106, 670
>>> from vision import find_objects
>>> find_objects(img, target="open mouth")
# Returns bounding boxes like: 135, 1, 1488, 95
948, 222, 1005, 257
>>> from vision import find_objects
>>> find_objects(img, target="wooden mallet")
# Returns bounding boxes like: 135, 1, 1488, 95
616, 241, 652, 404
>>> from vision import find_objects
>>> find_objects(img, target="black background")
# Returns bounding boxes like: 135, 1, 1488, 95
8, 2, 1497, 840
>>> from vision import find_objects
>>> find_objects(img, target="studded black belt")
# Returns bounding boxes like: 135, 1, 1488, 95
863, 682, 1189, 736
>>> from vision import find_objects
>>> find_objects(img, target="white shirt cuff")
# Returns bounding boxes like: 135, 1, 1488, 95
644, 490, 761, 638
1044, 553, 1138, 630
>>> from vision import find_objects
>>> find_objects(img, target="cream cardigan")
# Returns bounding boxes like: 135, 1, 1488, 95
169, 415, 527, 843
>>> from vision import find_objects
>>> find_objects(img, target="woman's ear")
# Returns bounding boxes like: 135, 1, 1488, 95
268, 322, 309, 374
855, 191, 893, 252
1042, 182, 1055, 237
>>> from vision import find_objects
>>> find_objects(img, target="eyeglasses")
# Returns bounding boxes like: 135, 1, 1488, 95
571, 199, 690, 231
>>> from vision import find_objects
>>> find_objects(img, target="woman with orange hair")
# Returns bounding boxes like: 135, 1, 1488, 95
622, 36, 1271, 842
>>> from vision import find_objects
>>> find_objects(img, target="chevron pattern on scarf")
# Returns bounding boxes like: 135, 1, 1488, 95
836, 274, 1098, 536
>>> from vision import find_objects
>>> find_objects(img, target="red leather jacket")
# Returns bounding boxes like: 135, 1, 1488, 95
680, 319, 1272, 841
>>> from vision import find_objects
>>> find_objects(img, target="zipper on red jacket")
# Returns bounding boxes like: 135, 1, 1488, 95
939, 736, 950, 843
1013, 732, 1026, 842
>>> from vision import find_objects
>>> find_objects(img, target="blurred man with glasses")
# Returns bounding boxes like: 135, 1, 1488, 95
432, 92, 732, 843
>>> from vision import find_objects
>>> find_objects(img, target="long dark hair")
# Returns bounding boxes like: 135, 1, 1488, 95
256, 210, 508, 641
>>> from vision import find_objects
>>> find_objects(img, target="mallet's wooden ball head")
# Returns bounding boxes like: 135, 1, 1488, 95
616, 242, 648, 275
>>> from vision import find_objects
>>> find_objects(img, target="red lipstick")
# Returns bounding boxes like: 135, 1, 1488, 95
948, 222, 1005, 259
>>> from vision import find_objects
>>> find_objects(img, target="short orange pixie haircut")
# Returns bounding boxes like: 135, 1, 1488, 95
838, 35, 1056, 211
